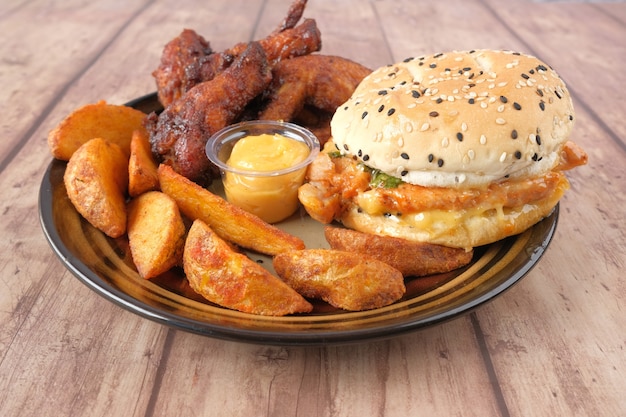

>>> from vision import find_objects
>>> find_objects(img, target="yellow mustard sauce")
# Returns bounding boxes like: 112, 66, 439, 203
223, 133, 310, 223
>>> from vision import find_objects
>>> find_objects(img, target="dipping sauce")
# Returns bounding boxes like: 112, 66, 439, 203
223, 133, 311, 223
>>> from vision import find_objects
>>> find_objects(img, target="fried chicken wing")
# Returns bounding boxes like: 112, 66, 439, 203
258, 55, 371, 144
147, 42, 272, 184
153, 1, 321, 107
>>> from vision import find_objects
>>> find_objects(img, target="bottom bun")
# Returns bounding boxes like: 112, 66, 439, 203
340, 176, 569, 250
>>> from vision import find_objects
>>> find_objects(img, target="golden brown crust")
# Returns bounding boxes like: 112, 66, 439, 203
273, 249, 405, 311
324, 226, 473, 277
184, 220, 312, 316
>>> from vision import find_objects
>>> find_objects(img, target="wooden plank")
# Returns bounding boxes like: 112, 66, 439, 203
0, 0, 150, 168
147, 317, 501, 417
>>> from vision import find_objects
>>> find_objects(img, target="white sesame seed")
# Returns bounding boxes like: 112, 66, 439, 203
461, 122, 468, 132
489, 96, 497, 103
480, 135, 487, 145
498, 81, 508, 87
497, 104, 505, 112
468, 149, 475, 159
420, 123, 429, 131
405, 123, 413, 133
397, 137, 404, 147
442, 137, 449, 147
529, 133, 536, 144
500, 152, 507, 162
496, 118, 506, 125
480, 102, 488, 109
408, 103, 417, 109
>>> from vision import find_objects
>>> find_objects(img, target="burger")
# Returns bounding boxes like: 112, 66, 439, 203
298, 49, 587, 250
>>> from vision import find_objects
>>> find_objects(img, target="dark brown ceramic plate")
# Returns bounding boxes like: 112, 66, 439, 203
38, 93, 559, 346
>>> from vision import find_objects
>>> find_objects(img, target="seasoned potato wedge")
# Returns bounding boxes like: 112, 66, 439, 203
48, 100, 146, 160
158, 164, 305, 255
273, 249, 406, 311
128, 129, 159, 197
324, 226, 474, 277
127, 191, 186, 279
63, 138, 129, 238
184, 220, 312, 316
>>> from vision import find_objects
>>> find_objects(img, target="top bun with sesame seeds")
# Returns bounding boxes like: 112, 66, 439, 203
298, 49, 588, 249
330, 49, 575, 188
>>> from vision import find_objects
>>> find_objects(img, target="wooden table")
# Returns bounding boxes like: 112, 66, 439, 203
1, 0, 624, 416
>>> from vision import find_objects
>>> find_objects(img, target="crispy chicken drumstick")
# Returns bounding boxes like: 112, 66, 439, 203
146, 42, 272, 184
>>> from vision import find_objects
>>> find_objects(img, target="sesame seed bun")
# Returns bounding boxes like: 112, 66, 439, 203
330, 49, 575, 188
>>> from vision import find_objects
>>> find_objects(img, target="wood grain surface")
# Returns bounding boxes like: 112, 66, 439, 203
0, 1, 624, 416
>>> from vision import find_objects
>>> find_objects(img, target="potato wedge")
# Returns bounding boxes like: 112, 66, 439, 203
324, 226, 474, 277
273, 249, 406, 311
184, 219, 312, 316
128, 129, 159, 197
127, 191, 185, 279
48, 100, 146, 160
63, 138, 129, 238
158, 164, 305, 255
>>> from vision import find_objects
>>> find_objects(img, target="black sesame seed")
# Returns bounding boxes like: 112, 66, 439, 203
537, 64, 548, 72
514, 151, 522, 159
456, 132, 464, 142
387, 108, 396, 116
569, 115, 574, 121
437, 159, 444, 167
511, 129, 518, 139
521, 73, 530, 80
400, 80, 407, 85
532, 153, 539, 161
555, 90, 563, 99
428, 154, 434, 163
361, 111, 368, 119
536, 135, 542, 145
500, 95, 508, 103
358, 150, 362, 157
429, 63, 437, 68
436, 98, 443, 104
344, 106, 349, 110
468, 98, 475, 104
529, 69, 535, 74
363, 154, 370, 161
378, 104, 385, 113
388, 72, 396, 78
434, 53, 443, 58
539, 101, 545, 111
343, 144, 349, 151
513, 102, 522, 110
537, 89, 544, 97
463, 67, 472, 72
513, 52, 521, 56
401, 170, 408, 176
411, 90, 421, 98
378, 90, 388, 96
400, 152, 409, 160
418, 62, 424, 66
403, 57, 415, 62
429, 111, 439, 117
